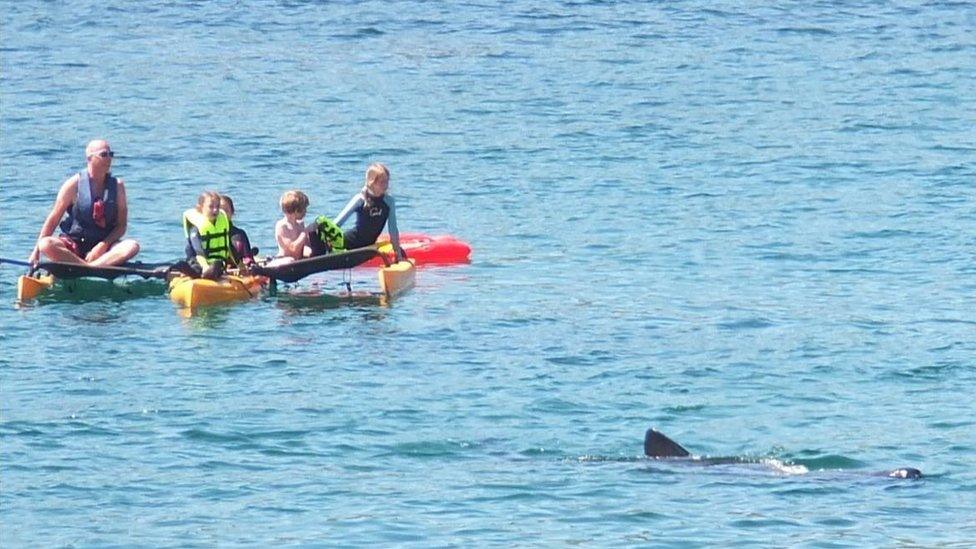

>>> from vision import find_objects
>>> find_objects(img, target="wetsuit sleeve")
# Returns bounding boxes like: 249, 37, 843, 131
386, 195, 404, 261
189, 227, 205, 256
334, 194, 364, 227
188, 227, 210, 268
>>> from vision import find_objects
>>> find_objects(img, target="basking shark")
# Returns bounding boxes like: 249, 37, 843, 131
643, 428, 922, 480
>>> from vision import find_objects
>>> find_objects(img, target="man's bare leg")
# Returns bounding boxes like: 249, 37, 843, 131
90, 239, 141, 267
36, 236, 86, 264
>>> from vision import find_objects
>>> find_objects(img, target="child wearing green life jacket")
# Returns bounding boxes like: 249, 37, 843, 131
180, 191, 232, 279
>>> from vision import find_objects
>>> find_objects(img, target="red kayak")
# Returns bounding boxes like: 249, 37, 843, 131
361, 233, 471, 267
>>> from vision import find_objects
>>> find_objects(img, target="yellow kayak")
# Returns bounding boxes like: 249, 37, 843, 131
169, 274, 266, 308
17, 274, 55, 301
378, 260, 416, 298
18, 261, 410, 307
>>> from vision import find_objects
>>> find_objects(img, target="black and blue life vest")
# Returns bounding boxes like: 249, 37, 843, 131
59, 171, 119, 243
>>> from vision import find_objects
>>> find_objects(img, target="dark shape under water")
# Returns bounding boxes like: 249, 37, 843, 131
643, 428, 922, 480
38, 278, 166, 304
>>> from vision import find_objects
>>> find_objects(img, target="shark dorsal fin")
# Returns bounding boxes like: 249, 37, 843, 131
644, 428, 691, 458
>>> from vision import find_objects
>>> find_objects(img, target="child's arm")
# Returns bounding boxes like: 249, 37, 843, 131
334, 194, 364, 227
188, 227, 210, 268
385, 195, 405, 261
274, 220, 292, 256
276, 221, 308, 258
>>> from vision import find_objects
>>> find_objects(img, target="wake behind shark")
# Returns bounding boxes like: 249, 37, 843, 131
644, 428, 922, 480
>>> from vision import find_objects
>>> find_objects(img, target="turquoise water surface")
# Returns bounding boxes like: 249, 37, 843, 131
2, 2, 975, 546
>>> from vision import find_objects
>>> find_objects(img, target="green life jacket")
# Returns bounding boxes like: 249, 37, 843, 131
315, 215, 346, 252
183, 209, 232, 267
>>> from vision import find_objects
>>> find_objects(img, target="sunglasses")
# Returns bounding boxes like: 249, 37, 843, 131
90, 150, 115, 159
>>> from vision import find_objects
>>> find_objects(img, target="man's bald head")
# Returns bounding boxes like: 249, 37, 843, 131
86, 139, 112, 159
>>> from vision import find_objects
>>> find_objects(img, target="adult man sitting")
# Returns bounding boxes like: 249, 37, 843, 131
28, 139, 140, 267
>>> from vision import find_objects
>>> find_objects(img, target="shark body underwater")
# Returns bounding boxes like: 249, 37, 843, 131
643, 428, 922, 480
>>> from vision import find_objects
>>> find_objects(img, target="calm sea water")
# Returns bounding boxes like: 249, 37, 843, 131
2, 1, 975, 546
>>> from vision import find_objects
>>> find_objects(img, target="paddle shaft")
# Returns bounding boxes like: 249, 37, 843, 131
0, 257, 32, 267
3, 256, 178, 270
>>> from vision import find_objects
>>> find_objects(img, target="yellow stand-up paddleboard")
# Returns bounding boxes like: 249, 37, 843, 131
17, 274, 55, 302
169, 274, 266, 308
378, 259, 416, 299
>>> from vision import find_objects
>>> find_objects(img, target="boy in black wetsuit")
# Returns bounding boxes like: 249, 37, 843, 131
219, 194, 257, 269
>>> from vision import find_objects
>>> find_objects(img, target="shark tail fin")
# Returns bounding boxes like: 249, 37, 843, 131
887, 468, 922, 479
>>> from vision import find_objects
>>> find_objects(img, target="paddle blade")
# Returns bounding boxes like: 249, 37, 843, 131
253, 248, 381, 283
